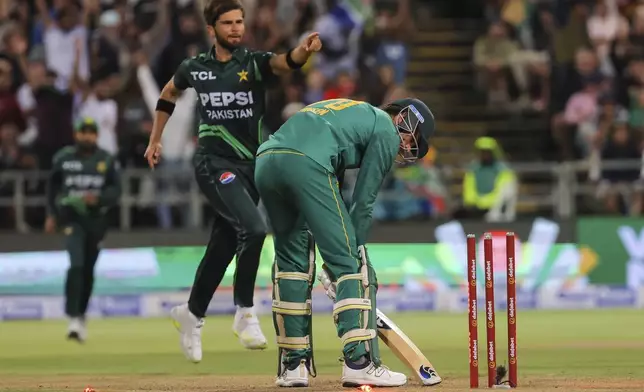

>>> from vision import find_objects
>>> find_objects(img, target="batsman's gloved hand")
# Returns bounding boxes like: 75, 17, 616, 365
317, 268, 336, 302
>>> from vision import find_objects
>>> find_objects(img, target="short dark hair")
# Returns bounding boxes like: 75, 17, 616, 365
203, 0, 244, 26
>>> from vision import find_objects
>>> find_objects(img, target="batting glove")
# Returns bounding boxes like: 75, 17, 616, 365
317, 269, 337, 301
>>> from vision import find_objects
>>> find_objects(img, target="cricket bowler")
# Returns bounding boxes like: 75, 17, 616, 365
44, 117, 121, 343
143, 0, 322, 361
255, 97, 435, 387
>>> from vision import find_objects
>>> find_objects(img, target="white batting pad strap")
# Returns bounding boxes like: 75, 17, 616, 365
276, 335, 310, 350
340, 328, 377, 346
332, 298, 372, 318
337, 273, 363, 285
275, 272, 311, 282
272, 300, 312, 316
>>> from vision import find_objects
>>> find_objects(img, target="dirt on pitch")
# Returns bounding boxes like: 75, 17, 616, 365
2, 375, 644, 392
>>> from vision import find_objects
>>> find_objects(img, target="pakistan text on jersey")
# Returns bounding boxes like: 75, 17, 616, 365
205, 108, 254, 120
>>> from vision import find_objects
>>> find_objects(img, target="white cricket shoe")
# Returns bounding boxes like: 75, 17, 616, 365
170, 304, 204, 362
67, 317, 86, 343
342, 361, 407, 387
276, 359, 310, 387
232, 306, 267, 350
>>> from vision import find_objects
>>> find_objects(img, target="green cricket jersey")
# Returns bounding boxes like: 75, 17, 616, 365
257, 99, 400, 245
46, 146, 121, 219
173, 46, 277, 161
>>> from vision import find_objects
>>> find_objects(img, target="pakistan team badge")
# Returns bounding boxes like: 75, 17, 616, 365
237, 69, 248, 82
97, 161, 107, 173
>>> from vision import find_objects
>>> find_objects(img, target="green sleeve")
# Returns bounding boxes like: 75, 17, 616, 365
99, 157, 122, 209
251, 50, 279, 86
173, 59, 192, 90
349, 131, 398, 246
46, 152, 64, 218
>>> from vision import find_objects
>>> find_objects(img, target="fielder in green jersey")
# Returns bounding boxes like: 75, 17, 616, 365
143, 0, 322, 360
45, 117, 121, 343
255, 97, 435, 388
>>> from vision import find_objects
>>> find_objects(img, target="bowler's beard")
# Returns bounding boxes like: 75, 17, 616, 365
77, 141, 97, 154
215, 31, 240, 53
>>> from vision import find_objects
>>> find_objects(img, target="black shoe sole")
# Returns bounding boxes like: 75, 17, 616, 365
67, 331, 84, 343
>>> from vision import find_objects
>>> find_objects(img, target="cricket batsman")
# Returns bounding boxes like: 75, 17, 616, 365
45, 117, 121, 342
255, 98, 435, 387
143, 0, 322, 361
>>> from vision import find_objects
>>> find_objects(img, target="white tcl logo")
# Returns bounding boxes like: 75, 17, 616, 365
190, 71, 217, 80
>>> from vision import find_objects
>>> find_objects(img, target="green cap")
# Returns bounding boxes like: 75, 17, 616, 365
75, 117, 98, 133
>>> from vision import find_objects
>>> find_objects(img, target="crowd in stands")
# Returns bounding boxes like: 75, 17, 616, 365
6, 0, 643, 231
476, 0, 644, 216
0, 0, 417, 229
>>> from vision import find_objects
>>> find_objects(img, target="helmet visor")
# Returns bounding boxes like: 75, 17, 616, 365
395, 104, 425, 163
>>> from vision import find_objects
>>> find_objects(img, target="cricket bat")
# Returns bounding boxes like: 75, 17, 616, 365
375, 309, 442, 386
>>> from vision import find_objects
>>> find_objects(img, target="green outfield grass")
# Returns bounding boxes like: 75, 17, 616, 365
1, 309, 643, 391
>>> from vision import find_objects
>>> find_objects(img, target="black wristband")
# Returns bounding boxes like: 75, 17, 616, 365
286, 48, 305, 69
156, 99, 176, 115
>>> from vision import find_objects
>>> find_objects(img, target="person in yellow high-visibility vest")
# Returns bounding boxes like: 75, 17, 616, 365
461, 137, 518, 222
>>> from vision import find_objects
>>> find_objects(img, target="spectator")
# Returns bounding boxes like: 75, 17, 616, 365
373, 172, 425, 221
373, 0, 413, 85
587, 93, 630, 159
37, 0, 90, 91
89, 9, 125, 77
0, 122, 36, 230
154, 7, 207, 87
595, 122, 643, 215
610, 20, 634, 105
587, 0, 628, 75
367, 64, 395, 106
0, 122, 35, 171
281, 84, 305, 122
25, 63, 74, 169
550, 1, 592, 109
323, 69, 356, 100
137, 48, 196, 229
75, 48, 119, 156
247, 4, 284, 51
551, 49, 607, 159
473, 21, 519, 107
457, 137, 518, 222
303, 69, 325, 104
0, 58, 25, 130
313, 0, 365, 80
393, 147, 449, 219
276, 0, 318, 49
1, 23, 29, 90
554, 73, 604, 160
624, 57, 644, 128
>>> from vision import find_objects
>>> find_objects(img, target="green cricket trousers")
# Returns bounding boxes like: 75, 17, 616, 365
59, 210, 107, 318
255, 149, 380, 369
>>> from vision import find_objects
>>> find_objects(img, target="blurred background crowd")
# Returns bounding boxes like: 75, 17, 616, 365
1, 0, 644, 231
